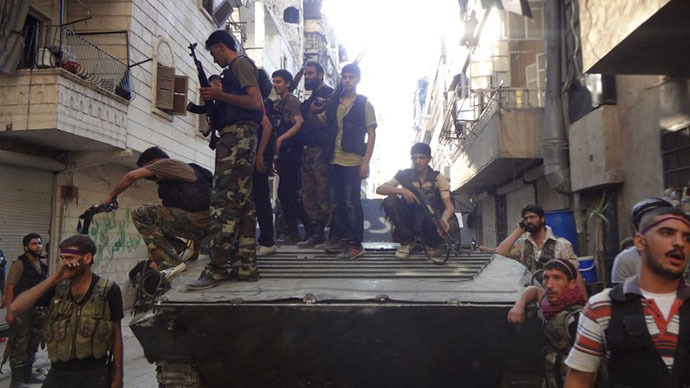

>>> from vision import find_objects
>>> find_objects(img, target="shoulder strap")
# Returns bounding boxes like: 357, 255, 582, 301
93, 277, 113, 319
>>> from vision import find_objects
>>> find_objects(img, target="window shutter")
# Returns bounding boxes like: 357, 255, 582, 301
156, 63, 174, 110
172, 75, 189, 115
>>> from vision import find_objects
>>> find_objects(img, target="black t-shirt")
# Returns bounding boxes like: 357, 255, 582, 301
43, 274, 123, 369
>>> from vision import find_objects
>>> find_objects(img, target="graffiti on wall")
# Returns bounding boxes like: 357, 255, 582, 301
87, 208, 142, 269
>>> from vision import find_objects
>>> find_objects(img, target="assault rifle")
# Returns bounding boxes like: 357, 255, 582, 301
77, 200, 119, 234
396, 174, 457, 265
188, 42, 220, 150
289, 60, 307, 93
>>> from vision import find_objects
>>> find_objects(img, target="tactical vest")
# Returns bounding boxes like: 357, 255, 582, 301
14, 254, 48, 296
216, 56, 263, 127
324, 95, 368, 161
542, 303, 583, 388
604, 284, 690, 388
274, 94, 303, 150
523, 238, 557, 272
158, 163, 212, 213
43, 277, 114, 362
301, 86, 333, 147
395, 168, 445, 214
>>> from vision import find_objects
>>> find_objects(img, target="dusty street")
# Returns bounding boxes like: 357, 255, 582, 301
0, 312, 157, 388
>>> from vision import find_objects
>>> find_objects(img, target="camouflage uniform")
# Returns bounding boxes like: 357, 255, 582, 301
300, 146, 331, 240
9, 308, 46, 369
132, 205, 208, 269
207, 122, 258, 278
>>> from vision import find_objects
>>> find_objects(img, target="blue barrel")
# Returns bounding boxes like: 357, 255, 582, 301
577, 256, 598, 283
545, 210, 578, 255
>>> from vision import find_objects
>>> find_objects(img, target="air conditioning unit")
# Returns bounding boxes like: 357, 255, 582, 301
212, 0, 235, 27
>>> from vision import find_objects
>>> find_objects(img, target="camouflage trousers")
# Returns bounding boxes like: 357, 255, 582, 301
9, 307, 46, 369
132, 205, 208, 270
208, 122, 258, 278
300, 146, 331, 239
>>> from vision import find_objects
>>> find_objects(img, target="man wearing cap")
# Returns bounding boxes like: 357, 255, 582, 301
187, 30, 264, 290
508, 259, 587, 388
564, 206, 690, 387
376, 143, 459, 261
9, 235, 124, 388
612, 197, 673, 283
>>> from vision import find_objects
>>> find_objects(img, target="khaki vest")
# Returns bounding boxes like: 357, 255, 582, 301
43, 277, 114, 362
542, 304, 583, 388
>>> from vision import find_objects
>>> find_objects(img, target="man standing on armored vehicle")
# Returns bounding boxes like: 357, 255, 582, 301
508, 259, 586, 388
187, 30, 264, 290
104, 147, 212, 270
297, 61, 334, 249
375, 143, 459, 261
5, 233, 48, 388
311, 63, 377, 259
9, 235, 124, 388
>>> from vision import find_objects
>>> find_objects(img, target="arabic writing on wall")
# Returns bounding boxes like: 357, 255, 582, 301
88, 208, 142, 269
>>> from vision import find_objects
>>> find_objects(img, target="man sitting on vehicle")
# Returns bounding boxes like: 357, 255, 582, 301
508, 259, 587, 388
375, 143, 459, 261
104, 147, 213, 269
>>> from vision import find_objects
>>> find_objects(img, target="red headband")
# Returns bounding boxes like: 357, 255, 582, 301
60, 248, 84, 255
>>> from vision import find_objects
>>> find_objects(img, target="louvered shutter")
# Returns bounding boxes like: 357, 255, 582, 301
156, 63, 174, 110
172, 75, 188, 115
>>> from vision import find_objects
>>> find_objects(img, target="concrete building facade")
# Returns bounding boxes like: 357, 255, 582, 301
0, 0, 302, 306
417, 0, 690, 279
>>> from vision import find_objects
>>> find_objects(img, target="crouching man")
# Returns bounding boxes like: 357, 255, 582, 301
508, 259, 587, 388
375, 143, 459, 261
9, 235, 124, 388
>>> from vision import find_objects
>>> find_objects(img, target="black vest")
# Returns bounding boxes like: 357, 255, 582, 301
158, 163, 212, 213
301, 85, 333, 147
14, 254, 48, 296
324, 95, 368, 161
605, 284, 690, 388
394, 168, 445, 214
216, 56, 263, 127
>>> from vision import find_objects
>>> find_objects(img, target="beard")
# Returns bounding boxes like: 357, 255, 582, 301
27, 248, 41, 257
526, 220, 544, 234
646, 251, 686, 280
305, 79, 318, 91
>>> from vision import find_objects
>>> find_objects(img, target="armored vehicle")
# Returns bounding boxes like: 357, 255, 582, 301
130, 246, 545, 388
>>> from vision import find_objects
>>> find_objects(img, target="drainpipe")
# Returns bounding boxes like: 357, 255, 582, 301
542, 0, 571, 194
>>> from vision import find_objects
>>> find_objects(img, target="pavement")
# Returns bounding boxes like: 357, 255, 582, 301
0, 311, 158, 388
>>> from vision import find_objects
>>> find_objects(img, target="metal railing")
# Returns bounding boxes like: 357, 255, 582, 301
19, 24, 133, 101
439, 86, 544, 146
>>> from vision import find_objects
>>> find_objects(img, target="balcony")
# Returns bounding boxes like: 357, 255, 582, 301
445, 87, 544, 193
0, 26, 131, 151
579, 0, 690, 75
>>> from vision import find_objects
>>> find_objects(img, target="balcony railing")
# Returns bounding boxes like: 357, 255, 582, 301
439, 86, 544, 146
19, 24, 133, 101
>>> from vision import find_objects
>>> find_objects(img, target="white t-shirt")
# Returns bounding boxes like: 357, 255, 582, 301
641, 289, 677, 321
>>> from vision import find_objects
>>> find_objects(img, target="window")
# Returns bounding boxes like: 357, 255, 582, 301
19, 13, 43, 69
502, 3, 545, 41
152, 38, 188, 117
661, 126, 690, 188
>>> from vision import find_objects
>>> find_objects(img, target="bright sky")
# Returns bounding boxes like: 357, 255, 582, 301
321, 0, 462, 188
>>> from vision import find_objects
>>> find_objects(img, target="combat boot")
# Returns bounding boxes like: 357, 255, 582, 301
10, 368, 29, 388
23, 364, 45, 384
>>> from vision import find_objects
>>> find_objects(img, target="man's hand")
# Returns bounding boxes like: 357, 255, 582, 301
56, 258, 82, 281
439, 216, 451, 233
400, 188, 420, 205
507, 304, 525, 325
256, 154, 267, 174
311, 97, 326, 114
104, 195, 117, 205
516, 221, 526, 233
200, 84, 222, 102
360, 162, 370, 179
